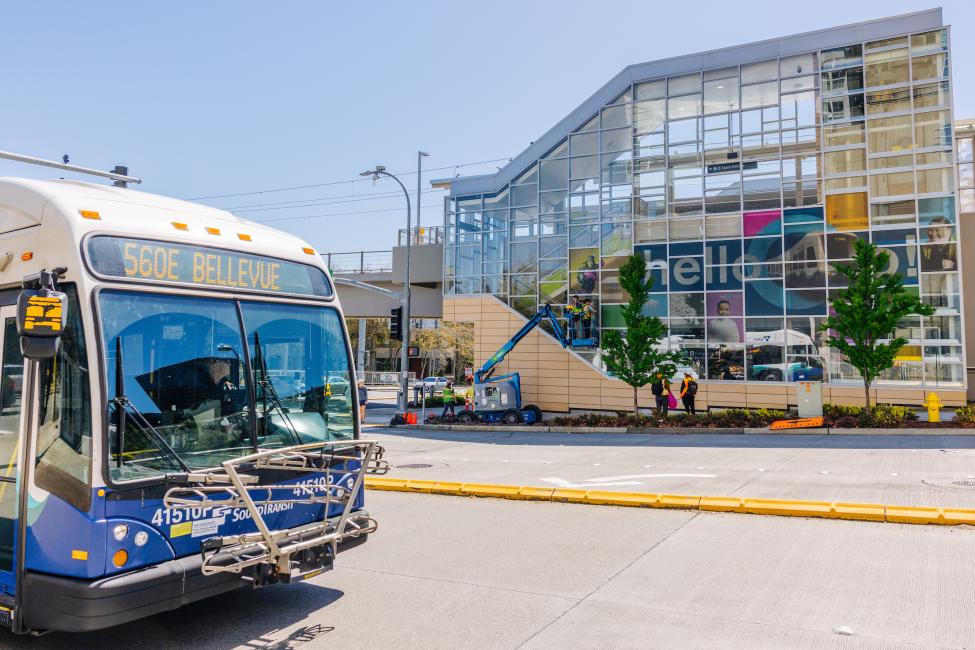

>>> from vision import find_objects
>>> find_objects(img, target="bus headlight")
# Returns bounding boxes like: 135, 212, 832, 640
112, 524, 129, 542
134, 531, 149, 547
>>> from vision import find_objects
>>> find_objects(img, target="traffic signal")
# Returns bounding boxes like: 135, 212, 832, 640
390, 306, 403, 341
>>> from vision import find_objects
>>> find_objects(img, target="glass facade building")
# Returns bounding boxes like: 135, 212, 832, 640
441, 11, 963, 392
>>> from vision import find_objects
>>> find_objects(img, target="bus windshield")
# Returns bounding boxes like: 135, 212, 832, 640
100, 291, 355, 482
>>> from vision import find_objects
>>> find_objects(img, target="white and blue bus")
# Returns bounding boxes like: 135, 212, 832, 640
0, 176, 378, 634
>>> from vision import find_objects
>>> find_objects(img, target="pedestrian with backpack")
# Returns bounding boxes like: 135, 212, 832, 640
650, 373, 671, 416
680, 372, 698, 415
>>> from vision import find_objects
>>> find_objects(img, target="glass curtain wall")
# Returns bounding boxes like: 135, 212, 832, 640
444, 28, 961, 387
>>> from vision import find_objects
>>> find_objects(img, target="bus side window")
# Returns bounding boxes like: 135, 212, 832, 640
34, 285, 93, 513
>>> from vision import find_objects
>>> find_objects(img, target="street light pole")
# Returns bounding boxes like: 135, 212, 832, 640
417, 150, 428, 235
360, 164, 413, 411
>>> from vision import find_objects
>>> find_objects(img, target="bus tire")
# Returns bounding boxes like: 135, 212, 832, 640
522, 405, 542, 424
758, 369, 782, 382
502, 409, 523, 425
457, 410, 475, 424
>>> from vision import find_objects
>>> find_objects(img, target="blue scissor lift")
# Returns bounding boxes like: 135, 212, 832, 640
456, 305, 597, 425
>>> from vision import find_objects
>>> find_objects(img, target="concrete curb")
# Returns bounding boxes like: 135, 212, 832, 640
364, 477, 975, 526
388, 424, 973, 435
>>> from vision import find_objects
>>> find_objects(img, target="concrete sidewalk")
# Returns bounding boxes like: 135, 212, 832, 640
365, 427, 975, 509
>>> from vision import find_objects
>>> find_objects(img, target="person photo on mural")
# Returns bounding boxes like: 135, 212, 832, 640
706, 299, 741, 343
577, 255, 598, 294
920, 216, 956, 272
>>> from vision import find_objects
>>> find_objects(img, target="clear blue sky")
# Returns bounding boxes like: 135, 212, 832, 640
2, 2, 972, 253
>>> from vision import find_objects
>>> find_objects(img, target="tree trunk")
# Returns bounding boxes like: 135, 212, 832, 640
863, 379, 872, 416
633, 385, 639, 417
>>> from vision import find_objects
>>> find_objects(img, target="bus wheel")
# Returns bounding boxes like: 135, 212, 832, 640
502, 409, 523, 425
457, 410, 475, 424
522, 405, 542, 424
758, 369, 782, 382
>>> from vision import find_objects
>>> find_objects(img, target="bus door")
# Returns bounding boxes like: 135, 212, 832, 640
0, 305, 25, 603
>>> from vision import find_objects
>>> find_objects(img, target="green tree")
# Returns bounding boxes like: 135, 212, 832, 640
822, 239, 934, 415
600, 254, 682, 415
412, 321, 474, 380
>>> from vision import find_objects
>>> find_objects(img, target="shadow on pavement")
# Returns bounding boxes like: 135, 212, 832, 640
369, 426, 975, 451
0, 583, 344, 650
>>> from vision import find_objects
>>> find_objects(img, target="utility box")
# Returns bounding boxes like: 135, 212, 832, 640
796, 381, 823, 418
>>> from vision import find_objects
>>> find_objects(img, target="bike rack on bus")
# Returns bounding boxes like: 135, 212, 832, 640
162, 440, 380, 580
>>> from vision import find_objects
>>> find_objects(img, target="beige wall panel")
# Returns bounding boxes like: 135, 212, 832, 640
539, 397, 570, 410
539, 362, 570, 373
449, 295, 957, 410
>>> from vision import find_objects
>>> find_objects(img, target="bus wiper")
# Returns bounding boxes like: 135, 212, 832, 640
112, 337, 190, 473
253, 331, 302, 445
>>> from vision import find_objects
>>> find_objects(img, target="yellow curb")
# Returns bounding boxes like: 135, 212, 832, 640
459, 483, 521, 498
430, 481, 464, 495
550, 488, 590, 503
364, 477, 975, 527
743, 498, 833, 519
657, 494, 702, 509
516, 486, 556, 500
834, 502, 886, 521
403, 480, 435, 493
364, 477, 410, 491
942, 508, 975, 525
699, 496, 745, 512
884, 505, 945, 524
584, 491, 660, 507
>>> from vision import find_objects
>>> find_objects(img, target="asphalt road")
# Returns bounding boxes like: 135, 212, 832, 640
362, 427, 975, 508
6, 490, 973, 649
4, 427, 974, 648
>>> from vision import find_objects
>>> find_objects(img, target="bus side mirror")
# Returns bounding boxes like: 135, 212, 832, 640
16, 289, 68, 360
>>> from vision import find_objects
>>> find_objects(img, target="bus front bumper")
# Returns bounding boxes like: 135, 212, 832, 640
18, 511, 371, 634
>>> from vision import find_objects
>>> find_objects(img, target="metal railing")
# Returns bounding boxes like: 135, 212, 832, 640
398, 226, 443, 246
360, 371, 417, 386
323, 250, 393, 274
323, 228, 442, 275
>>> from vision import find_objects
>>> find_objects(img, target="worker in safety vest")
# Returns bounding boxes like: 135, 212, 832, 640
581, 298, 595, 340
441, 382, 457, 417
566, 296, 583, 339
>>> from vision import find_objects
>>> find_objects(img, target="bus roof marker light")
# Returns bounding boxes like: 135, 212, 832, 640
237, 233, 252, 242
171, 222, 189, 231
302, 247, 315, 255
21, 251, 33, 261
205, 227, 221, 235
79, 210, 100, 220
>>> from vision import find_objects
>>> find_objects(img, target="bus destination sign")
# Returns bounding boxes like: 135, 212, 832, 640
86, 236, 332, 297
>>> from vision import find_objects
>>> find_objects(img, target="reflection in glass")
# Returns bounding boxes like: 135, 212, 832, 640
443, 30, 958, 391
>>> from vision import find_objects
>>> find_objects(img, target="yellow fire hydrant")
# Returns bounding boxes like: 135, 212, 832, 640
924, 392, 942, 423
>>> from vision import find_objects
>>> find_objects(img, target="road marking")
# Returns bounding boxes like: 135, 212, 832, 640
540, 477, 643, 488
587, 473, 716, 482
